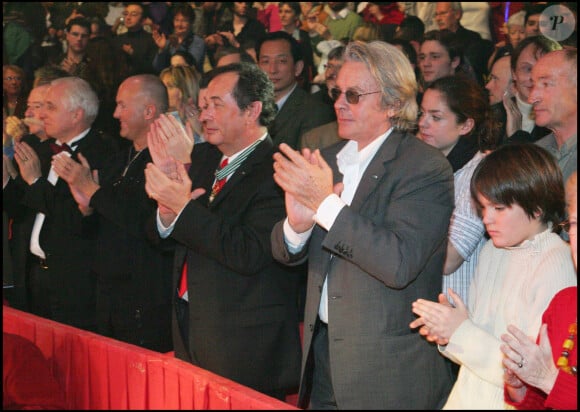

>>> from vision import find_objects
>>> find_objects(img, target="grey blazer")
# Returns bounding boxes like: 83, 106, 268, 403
272, 129, 456, 409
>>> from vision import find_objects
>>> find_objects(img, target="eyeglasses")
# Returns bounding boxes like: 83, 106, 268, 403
330, 88, 381, 104
4, 76, 22, 82
123, 11, 142, 17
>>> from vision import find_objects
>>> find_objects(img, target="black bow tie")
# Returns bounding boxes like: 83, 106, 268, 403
50, 142, 74, 155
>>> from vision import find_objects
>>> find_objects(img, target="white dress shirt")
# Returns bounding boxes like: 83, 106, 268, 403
284, 128, 393, 322
30, 129, 90, 259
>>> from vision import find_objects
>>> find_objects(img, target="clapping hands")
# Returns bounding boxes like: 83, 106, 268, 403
409, 288, 469, 345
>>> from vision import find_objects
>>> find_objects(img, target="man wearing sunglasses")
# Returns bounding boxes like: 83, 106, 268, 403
271, 40, 455, 409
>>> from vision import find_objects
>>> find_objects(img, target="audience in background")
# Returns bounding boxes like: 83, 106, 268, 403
159, 65, 202, 142
113, 2, 157, 76
419, 74, 479, 172
418, 74, 500, 306
506, 35, 562, 143
533, 48, 577, 183
485, 55, 513, 145
417, 30, 467, 102
170, 50, 197, 67
257, 31, 334, 149
214, 45, 256, 67
3, 65, 28, 118
204, 2, 266, 70
278, 2, 316, 91
523, 3, 548, 38
54, 17, 91, 78
433, 2, 493, 87
487, 10, 526, 71
153, 4, 206, 74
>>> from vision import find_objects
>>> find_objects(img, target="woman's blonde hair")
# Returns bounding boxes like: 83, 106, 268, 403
159, 65, 201, 117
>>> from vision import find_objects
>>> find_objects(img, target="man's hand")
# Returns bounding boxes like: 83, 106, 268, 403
149, 114, 194, 165
52, 152, 99, 215
145, 156, 205, 223
273, 143, 338, 233
13, 141, 41, 185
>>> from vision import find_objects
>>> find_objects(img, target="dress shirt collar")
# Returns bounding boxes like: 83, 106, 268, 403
219, 132, 268, 165
56, 127, 91, 149
276, 83, 298, 110
337, 127, 393, 174
327, 7, 350, 20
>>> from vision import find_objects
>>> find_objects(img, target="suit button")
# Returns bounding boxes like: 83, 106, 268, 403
318, 285, 322, 293
309, 324, 314, 331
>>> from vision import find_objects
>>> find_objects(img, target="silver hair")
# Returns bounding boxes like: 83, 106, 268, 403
49, 76, 99, 125
343, 40, 418, 131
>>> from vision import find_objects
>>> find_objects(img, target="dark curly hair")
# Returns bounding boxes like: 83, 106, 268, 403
209, 62, 278, 127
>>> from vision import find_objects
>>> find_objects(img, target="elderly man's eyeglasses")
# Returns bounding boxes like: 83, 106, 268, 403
330, 88, 381, 104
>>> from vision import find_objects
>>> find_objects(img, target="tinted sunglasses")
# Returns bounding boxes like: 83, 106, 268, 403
330, 88, 381, 104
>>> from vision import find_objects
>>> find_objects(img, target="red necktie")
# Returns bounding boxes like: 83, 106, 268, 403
178, 158, 229, 299
50, 142, 73, 155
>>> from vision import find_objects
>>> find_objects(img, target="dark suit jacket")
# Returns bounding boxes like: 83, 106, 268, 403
164, 137, 301, 395
89, 147, 174, 352
5, 128, 119, 330
268, 86, 335, 149
272, 130, 456, 409
3, 136, 52, 311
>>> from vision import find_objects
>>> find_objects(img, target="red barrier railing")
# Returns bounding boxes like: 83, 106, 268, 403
3, 307, 300, 410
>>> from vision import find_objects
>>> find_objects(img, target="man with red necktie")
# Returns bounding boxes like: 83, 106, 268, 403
144, 62, 302, 400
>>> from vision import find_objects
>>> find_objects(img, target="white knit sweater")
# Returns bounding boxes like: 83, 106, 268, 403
440, 228, 577, 409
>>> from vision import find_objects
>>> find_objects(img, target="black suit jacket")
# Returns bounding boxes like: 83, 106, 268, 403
160, 137, 301, 395
268, 86, 335, 149
3, 136, 52, 311
8, 128, 119, 330
88, 147, 174, 352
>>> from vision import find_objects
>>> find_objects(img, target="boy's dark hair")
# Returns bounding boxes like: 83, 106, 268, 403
471, 143, 566, 228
